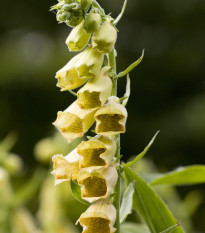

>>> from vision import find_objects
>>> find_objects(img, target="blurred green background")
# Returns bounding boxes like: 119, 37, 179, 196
0, 0, 205, 232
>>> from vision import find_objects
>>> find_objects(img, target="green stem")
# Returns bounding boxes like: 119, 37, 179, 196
108, 48, 121, 233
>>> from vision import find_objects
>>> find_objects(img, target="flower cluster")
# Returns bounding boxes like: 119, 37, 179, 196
51, 1, 127, 232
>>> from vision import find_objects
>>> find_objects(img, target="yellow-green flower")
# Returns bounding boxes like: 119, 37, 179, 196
66, 20, 91, 51
52, 148, 80, 185
92, 20, 117, 53
78, 199, 116, 233
56, 53, 88, 91
82, 12, 102, 33
53, 101, 98, 142
76, 67, 112, 109
76, 46, 104, 78
77, 135, 116, 171
77, 167, 118, 203
95, 96, 128, 136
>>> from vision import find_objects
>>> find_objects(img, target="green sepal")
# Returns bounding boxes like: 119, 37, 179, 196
70, 179, 89, 205
120, 182, 134, 223
117, 50, 144, 78
123, 131, 159, 168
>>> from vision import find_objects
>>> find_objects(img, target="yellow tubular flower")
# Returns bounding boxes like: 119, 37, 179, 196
53, 101, 99, 142
77, 135, 116, 171
56, 53, 88, 91
92, 21, 117, 54
76, 67, 112, 109
77, 167, 118, 203
95, 96, 128, 136
51, 148, 80, 185
78, 199, 116, 233
66, 20, 91, 52
76, 46, 104, 78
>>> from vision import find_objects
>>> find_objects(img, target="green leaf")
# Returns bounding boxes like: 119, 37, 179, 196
70, 180, 89, 205
121, 222, 150, 233
160, 224, 180, 233
117, 50, 144, 78
123, 131, 159, 168
124, 167, 184, 233
120, 182, 134, 223
113, 0, 128, 25
122, 74, 131, 107
150, 165, 205, 186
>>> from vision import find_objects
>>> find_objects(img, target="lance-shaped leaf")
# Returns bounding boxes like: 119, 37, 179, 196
78, 199, 116, 233
123, 131, 159, 168
124, 167, 184, 233
113, 0, 128, 25
117, 50, 144, 78
160, 224, 180, 233
70, 180, 90, 205
120, 182, 134, 223
150, 165, 205, 186
121, 223, 150, 233
122, 74, 131, 107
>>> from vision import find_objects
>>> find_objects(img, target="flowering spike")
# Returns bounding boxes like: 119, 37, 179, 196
76, 46, 104, 78
78, 167, 118, 202
95, 96, 128, 136
53, 102, 99, 142
56, 53, 88, 91
66, 20, 91, 51
76, 67, 112, 109
77, 135, 116, 171
92, 21, 117, 53
51, 148, 80, 185
78, 199, 116, 233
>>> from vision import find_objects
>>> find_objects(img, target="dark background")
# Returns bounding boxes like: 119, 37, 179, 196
0, 0, 205, 231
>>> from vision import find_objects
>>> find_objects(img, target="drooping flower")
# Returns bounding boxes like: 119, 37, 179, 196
53, 102, 98, 142
77, 166, 118, 203
52, 148, 80, 185
76, 46, 104, 78
78, 199, 116, 233
66, 20, 90, 51
95, 96, 128, 136
56, 53, 88, 91
82, 12, 102, 33
92, 20, 117, 53
77, 135, 116, 171
76, 66, 112, 109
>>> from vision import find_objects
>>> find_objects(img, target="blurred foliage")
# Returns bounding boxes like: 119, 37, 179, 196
0, 0, 205, 231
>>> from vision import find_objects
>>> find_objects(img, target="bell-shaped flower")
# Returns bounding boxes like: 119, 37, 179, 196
95, 96, 128, 136
66, 20, 90, 51
77, 135, 116, 171
51, 148, 80, 185
76, 46, 104, 78
53, 101, 99, 142
76, 67, 112, 109
92, 20, 117, 53
56, 53, 88, 91
78, 199, 116, 233
77, 166, 118, 203
82, 12, 102, 33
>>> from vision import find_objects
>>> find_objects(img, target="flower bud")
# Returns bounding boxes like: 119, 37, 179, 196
95, 96, 128, 136
52, 148, 80, 185
76, 67, 112, 109
53, 101, 98, 142
77, 135, 116, 171
3, 153, 23, 175
66, 20, 90, 51
78, 166, 118, 202
80, 0, 93, 9
82, 12, 102, 33
56, 53, 88, 91
78, 199, 116, 233
92, 21, 117, 53
76, 46, 104, 78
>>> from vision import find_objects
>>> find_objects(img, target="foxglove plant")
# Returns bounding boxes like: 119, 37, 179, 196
50, 1, 205, 233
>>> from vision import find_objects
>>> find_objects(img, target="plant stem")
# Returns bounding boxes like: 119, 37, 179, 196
108, 48, 121, 233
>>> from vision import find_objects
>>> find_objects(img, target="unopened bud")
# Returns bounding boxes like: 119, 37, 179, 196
92, 21, 117, 53
82, 12, 101, 33
3, 154, 23, 174
66, 20, 90, 51
76, 46, 104, 78
80, 0, 93, 9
